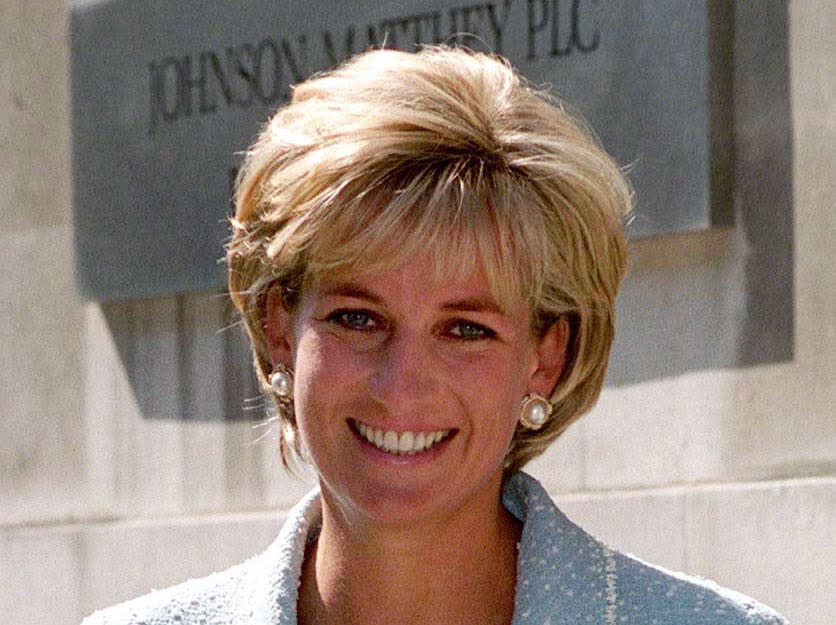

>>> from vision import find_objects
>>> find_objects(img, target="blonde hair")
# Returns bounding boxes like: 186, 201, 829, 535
227, 46, 631, 472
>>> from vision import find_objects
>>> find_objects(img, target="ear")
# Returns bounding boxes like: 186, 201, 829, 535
528, 317, 570, 396
263, 285, 295, 367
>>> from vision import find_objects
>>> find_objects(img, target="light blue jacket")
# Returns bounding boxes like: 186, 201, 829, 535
82, 472, 787, 624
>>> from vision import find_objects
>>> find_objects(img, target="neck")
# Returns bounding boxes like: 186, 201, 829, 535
298, 477, 521, 625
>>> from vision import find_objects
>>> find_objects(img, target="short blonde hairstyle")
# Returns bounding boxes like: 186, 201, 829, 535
227, 46, 631, 473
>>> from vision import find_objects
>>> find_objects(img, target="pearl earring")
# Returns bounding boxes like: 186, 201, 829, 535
519, 393, 552, 430
269, 364, 294, 401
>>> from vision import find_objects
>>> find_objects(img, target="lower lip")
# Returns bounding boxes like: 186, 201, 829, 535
349, 423, 456, 465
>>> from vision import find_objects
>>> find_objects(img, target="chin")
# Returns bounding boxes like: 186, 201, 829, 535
317, 459, 506, 530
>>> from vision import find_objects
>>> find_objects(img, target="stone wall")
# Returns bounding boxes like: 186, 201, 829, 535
2, 2, 833, 624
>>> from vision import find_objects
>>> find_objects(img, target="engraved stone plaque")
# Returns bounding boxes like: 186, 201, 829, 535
71, 0, 731, 300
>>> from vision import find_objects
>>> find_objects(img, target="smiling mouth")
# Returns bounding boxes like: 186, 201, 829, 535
349, 419, 454, 456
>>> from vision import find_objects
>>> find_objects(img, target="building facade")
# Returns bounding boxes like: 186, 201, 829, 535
1, 2, 834, 624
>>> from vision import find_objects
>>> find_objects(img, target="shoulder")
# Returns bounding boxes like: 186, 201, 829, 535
611, 549, 788, 625
504, 472, 788, 625
79, 559, 253, 625
80, 488, 322, 625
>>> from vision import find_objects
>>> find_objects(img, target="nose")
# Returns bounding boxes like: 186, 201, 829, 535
367, 328, 439, 414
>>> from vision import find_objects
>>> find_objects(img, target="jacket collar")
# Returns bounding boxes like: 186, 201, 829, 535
504, 471, 616, 625
246, 472, 612, 625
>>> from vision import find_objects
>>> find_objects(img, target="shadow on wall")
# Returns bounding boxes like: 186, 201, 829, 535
100, 293, 261, 421
608, 0, 794, 386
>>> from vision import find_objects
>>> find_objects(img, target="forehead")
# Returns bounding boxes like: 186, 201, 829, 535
306, 245, 530, 315
318, 255, 487, 296
287, 170, 544, 316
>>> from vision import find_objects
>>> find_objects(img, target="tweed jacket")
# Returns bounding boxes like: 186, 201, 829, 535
81, 472, 787, 625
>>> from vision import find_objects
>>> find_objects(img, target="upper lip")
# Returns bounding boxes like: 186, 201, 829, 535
348, 418, 456, 434
350, 419, 456, 454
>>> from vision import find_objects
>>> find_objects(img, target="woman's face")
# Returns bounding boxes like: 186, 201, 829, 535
266, 255, 567, 528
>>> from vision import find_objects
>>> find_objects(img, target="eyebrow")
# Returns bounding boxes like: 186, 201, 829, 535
322, 283, 505, 315
320, 283, 384, 304
440, 296, 505, 315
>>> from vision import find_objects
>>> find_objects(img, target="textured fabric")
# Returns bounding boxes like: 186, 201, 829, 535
81, 472, 787, 625
501, 473, 787, 625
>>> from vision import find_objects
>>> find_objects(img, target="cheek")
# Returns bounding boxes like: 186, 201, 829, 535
453, 354, 531, 423
292, 333, 326, 395
291, 331, 367, 418
472, 343, 534, 385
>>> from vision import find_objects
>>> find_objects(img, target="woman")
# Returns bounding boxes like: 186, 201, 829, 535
83, 47, 786, 625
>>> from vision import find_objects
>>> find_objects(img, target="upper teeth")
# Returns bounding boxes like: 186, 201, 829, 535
354, 420, 451, 455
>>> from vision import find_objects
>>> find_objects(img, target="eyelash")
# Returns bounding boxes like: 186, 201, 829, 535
326, 309, 381, 331
448, 320, 496, 341
325, 310, 496, 342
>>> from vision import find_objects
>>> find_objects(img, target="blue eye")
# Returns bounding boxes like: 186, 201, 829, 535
328, 309, 378, 331
449, 321, 495, 340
